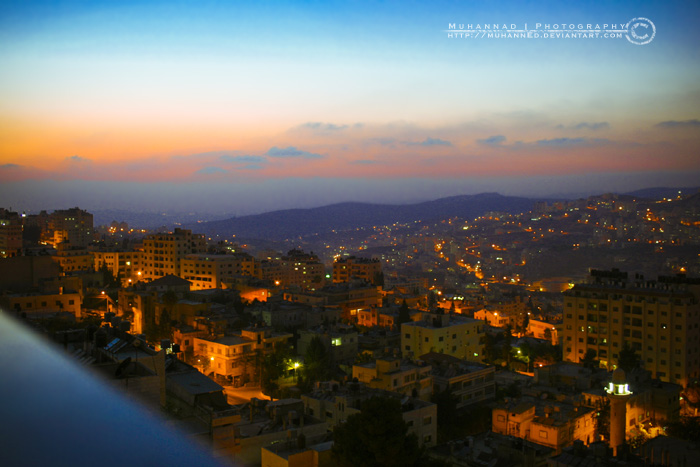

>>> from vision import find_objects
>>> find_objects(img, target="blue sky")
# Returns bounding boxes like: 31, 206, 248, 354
1, 1, 699, 214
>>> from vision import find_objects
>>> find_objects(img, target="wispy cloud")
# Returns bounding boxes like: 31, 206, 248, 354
65, 155, 91, 163
366, 137, 397, 146
556, 122, 610, 131
0, 163, 22, 169
299, 122, 348, 131
535, 137, 610, 147
220, 155, 267, 164
350, 159, 384, 165
655, 119, 700, 128
195, 166, 228, 175
477, 135, 506, 145
405, 137, 453, 147
266, 146, 323, 159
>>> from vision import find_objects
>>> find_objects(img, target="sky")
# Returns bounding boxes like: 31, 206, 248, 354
1, 0, 699, 215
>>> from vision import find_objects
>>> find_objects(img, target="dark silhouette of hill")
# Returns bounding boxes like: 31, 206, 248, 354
623, 186, 700, 199
190, 193, 536, 240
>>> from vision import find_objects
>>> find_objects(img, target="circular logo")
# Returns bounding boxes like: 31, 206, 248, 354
626, 17, 655, 45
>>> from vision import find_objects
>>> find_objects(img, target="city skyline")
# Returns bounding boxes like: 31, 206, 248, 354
1, 0, 699, 214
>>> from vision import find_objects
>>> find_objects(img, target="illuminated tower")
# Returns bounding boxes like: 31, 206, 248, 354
605, 368, 632, 456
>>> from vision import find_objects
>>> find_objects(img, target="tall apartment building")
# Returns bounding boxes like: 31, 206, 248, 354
180, 252, 259, 290
48, 207, 94, 247
141, 228, 206, 281
562, 269, 700, 387
260, 249, 325, 289
402, 312, 484, 362
93, 250, 146, 285
0, 209, 23, 258
333, 256, 382, 284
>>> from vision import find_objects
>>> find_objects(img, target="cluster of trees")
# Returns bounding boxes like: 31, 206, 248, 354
331, 396, 446, 467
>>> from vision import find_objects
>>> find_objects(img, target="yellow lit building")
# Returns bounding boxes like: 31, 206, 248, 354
0, 211, 23, 258
401, 312, 484, 362
491, 399, 596, 454
48, 207, 94, 248
52, 243, 94, 274
142, 228, 207, 281
181, 252, 259, 290
93, 250, 146, 285
332, 256, 382, 284
563, 269, 700, 387
194, 327, 292, 385
352, 357, 433, 400
261, 249, 325, 290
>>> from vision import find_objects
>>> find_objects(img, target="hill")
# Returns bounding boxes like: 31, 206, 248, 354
189, 193, 536, 240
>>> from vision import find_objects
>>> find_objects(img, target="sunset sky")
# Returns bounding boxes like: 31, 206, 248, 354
1, 0, 699, 215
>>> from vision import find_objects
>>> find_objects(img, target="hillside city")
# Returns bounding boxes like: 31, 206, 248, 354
1, 189, 700, 466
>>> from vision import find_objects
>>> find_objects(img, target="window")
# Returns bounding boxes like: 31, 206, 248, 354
539, 430, 548, 439
423, 416, 432, 425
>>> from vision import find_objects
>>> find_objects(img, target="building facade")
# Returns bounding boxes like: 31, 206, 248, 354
562, 269, 700, 387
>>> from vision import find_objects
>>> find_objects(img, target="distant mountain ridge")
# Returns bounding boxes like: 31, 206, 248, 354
188, 193, 537, 241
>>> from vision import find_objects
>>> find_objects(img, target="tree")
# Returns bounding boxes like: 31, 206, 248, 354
398, 300, 411, 326
543, 327, 552, 343
303, 336, 330, 383
580, 348, 598, 370
481, 333, 496, 364
428, 291, 437, 309
373, 271, 384, 287
332, 396, 423, 467
431, 388, 458, 442
594, 398, 610, 441
617, 342, 640, 372
261, 344, 292, 398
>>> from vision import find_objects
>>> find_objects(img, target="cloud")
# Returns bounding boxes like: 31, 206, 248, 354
350, 159, 383, 165
1, 163, 21, 169
220, 155, 267, 164
266, 146, 323, 159
477, 135, 506, 145
367, 137, 397, 146
555, 122, 609, 131
573, 122, 609, 130
534, 137, 612, 147
655, 119, 700, 128
406, 137, 453, 147
66, 155, 91, 163
195, 166, 228, 175
299, 122, 349, 131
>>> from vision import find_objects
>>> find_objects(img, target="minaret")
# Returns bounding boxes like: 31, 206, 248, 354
605, 368, 633, 456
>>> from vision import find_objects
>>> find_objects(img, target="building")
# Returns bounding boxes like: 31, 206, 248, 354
0, 209, 23, 258
194, 326, 292, 386
402, 312, 484, 362
606, 368, 633, 456
491, 398, 596, 454
302, 381, 438, 447
562, 269, 700, 387
528, 318, 560, 345
52, 243, 95, 274
261, 440, 333, 467
581, 367, 681, 448
141, 228, 207, 281
93, 250, 146, 285
48, 207, 94, 247
419, 352, 496, 408
352, 357, 433, 400
474, 308, 510, 328
232, 398, 328, 466
0, 290, 82, 318
284, 281, 382, 321
181, 252, 259, 290
261, 249, 326, 290
333, 256, 382, 284
297, 326, 359, 366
